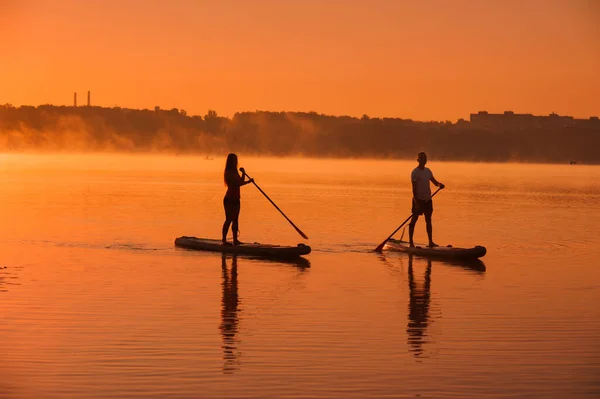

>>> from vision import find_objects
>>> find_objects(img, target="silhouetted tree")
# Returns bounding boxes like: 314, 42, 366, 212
0, 104, 598, 163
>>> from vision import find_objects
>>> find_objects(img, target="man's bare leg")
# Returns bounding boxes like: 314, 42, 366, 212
408, 214, 419, 247
425, 214, 437, 247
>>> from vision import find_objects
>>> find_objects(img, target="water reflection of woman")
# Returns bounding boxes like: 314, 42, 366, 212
220, 254, 241, 373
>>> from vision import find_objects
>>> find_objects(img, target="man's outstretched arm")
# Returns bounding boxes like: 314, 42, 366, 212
430, 174, 445, 188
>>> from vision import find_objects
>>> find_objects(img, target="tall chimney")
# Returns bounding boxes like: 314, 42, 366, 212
74, 92, 77, 107
87, 91, 91, 107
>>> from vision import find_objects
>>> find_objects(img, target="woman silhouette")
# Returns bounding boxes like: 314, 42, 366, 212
222, 153, 253, 245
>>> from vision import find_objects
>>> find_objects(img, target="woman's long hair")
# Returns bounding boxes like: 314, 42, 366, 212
224, 153, 239, 185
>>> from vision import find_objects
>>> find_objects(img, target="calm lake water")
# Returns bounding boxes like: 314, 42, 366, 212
1, 154, 599, 398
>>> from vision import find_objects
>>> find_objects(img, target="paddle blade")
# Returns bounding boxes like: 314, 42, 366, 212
374, 241, 387, 252
289, 219, 308, 239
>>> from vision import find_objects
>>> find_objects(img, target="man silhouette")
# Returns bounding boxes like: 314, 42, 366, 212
409, 152, 444, 248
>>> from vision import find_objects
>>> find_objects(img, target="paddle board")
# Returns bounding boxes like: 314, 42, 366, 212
174, 236, 311, 259
386, 239, 486, 260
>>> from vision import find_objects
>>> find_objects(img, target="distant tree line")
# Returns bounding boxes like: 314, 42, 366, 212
0, 104, 598, 163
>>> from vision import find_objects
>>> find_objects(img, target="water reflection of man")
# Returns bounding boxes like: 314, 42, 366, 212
0, 266, 11, 293
407, 256, 432, 358
220, 254, 241, 373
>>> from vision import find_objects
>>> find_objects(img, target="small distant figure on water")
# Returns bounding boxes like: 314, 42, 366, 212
222, 153, 253, 246
409, 152, 444, 248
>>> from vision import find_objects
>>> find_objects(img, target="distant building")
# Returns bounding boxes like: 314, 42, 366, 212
87, 91, 91, 107
74, 92, 77, 107
469, 110, 590, 131
573, 116, 600, 128
544, 112, 574, 126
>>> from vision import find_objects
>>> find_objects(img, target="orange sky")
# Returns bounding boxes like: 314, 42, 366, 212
1, 0, 598, 121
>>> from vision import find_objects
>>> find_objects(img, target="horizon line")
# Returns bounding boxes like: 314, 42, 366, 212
1, 101, 598, 123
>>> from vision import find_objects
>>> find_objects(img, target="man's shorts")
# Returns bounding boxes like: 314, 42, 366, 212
412, 199, 433, 215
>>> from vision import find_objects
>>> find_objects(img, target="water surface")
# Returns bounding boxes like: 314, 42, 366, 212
1, 154, 599, 398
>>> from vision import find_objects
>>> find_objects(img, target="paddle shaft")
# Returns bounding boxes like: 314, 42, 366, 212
374, 187, 442, 252
244, 172, 309, 240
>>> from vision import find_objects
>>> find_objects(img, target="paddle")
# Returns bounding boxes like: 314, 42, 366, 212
241, 169, 309, 240
374, 187, 443, 252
